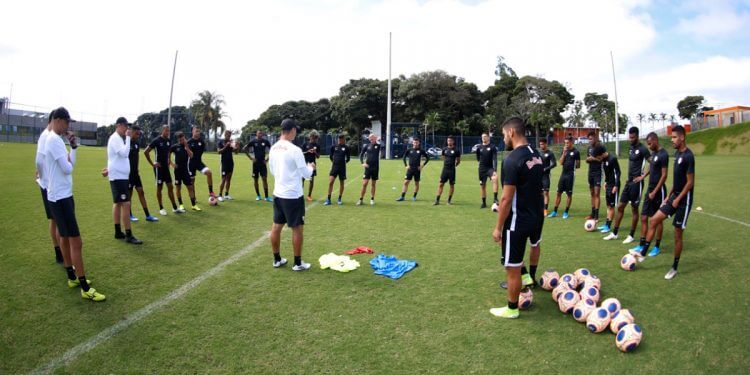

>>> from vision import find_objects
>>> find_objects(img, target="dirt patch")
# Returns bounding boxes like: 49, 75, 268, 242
691, 143, 706, 155
716, 130, 750, 155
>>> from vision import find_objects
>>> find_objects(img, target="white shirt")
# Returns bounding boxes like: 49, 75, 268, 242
107, 132, 131, 180
35, 128, 50, 189
269, 139, 313, 199
44, 132, 76, 202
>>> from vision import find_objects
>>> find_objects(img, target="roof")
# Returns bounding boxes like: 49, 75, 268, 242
704, 106, 750, 115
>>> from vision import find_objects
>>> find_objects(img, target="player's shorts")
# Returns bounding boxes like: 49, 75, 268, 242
439, 168, 456, 185
659, 192, 693, 229
620, 180, 643, 206
40, 187, 52, 219
221, 161, 234, 176
128, 173, 143, 189
642, 185, 667, 217
557, 173, 574, 195
188, 159, 209, 177
605, 182, 620, 207
529, 218, 544, 247
542, 174, 551, 191
48, 196, 80, 237
330, 165, 347, 180
363, 167, 379, 180
252, 161, 268, 178
478, 167, 495, 186
273, 196, 305, 228
174, 167, 193, 186
501, 222, 542, 267
109, 179, 130, 203
588, 173, 602, 188
405, 167, 421, 182
154, 165, 173, 185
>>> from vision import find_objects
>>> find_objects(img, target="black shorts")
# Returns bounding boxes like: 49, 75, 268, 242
154, 165, 173, 185
642, 185, 667, 217
221, 162, 234, 175
174, 167, 193, 186
588, 173, 602, 188
620, 181, 643, 206
529, 218, 544, 247
501, 222, 542, 267
557, 173, 574, 194
330, 165, 347, 180
128, 173, 143, 189
479, 167, 495, 186
440, 169, 456, 185
605, 183, 620, 207
48, 196, 80, 237
363, 167, 379, 181
542, 174, 551, 191
40, 187, 52, 219
189, 159, 207, 177
659, 192, 693, 229
252, 161, 268, 178
109, 180, 131, 203
273, 196, 305, 228
405, 167, 421, 182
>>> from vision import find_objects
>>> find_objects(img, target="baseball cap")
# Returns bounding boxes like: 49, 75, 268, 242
280, 118, 300, 132
51, 107, 76, 122
116, 117, 131, 126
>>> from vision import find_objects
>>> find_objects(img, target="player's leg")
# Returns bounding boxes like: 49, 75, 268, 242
337, 177, 345, 204
359, 178, 369, 204
448, 180, 455, 204
261, 176, 270, 200
308, 174, 315, 200
632, 210, 668, 261
155, 170, 165, 212
225, 171, 233, 199
665, 227, 684, 279
219, 169, 227, 197
625, 202, 640, 243
435, 180, 445, 205
564, 192, 573, 218
413, 175, 420, 200
491, 172, 499, 204
325, 175, 335, 205
479, 171, 488, 208
550, 191, 562, 217
606, 194, 629, 239
253, 171, 261, 198
270, 223, 285, 267
188, 184, 200, 211
174, 180, 184, 209
112, 203, 123, 238
203, 167, 214, 197
49, 219, 62, 263
135, 186, 154, 220
370, 177, 377, 204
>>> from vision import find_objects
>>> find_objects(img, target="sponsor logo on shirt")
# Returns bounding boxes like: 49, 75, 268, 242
526, 157, 543, 169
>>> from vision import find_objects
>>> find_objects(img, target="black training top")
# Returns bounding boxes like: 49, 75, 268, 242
561, 148, 580, 174
129, 141, 140, 174
627, 142, 650, 182
403, 147, 429, 168
148, 136, 171, 165
603, 154, 621, 186
170, 143, 189, 168
587, 141, 607, 176
672, 148, 695, 195
442, 147, 460, 170
217, 140, 234, 164
648, 148, 669, 189
187, 138, 205, 162
501, 144, 544, 230
330, 144, 350, 167
476, 144, 498, 170
301, 141, 320, 164
541, 149, 556, 175
245, 138, 271, 162
360, 143, 381, 167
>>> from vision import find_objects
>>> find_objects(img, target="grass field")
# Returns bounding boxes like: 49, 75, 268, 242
1, 141, 748, 373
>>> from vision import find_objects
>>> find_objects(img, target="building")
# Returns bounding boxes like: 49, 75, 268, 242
551, 127, 600, 145
702, 105, 750, 128
0, 98, 98, 145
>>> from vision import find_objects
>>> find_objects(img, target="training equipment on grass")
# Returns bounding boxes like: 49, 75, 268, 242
579, 284, 601, 303
369, 254, 418, 279
519, 288, 534, 309
573, 298, 597, 322
560, 273, 579, 289
582, 275, 601, 290
318, 253, 361, 272
696, 206, 703, 212
574, 268, 591, 284
557, 290, 580, 313
208, 196, 218, 206
616, 323, 643, 352
587, 307, 611, 333
610, 309, 635, 333
539, 269, 560, 291
584, 219, 597, 232
600, 298, 622, 317
621, 254, 637, 271
491, 202, 499, 212
552, 283, 571, 302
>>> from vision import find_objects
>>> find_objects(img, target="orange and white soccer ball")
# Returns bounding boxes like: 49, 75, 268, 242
573, 298, 597, 322
560, 273, 579, 290
587, 307, 611, 333
519, 288, 534, 310
621, 254, 637, 271
600, 298, 622, 317
579, 284, 601, 304
574, 268, 591, 284
539, 269, 560, 291
557, 290, 580, 314
584, 219, 597, 232
610, 309, 635, 333
582, 275, 601, 290
208, 196, 218, 206
552, 283, 571, 302
616, 323, 643, 352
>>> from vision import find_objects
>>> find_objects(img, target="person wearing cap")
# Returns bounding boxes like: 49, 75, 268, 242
187, 127, 217, 200
106, 117, 143, 244
45, 107, 106, 301
217, 129, 237, 201
126, 124, 159, 222
35, 110, 63, 264
144, 125, 179, 215
268, 118, 316, 271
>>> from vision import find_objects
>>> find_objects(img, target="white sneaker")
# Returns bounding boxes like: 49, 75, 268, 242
603, 233, 618, 241
370, 199, 375, 206
225, 195, 232, 200
273, 258, 288, 268
628, 249, 645, 263
664, 268, 678, 280
622, 235, 635, 244
159, 209, 168, 216
217, 196, 224, 202
292, 261, 311, 271
356, 199, 363, 206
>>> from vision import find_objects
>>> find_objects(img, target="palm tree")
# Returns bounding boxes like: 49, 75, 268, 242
455, 119, 469, 152
190, 90, 227, 148
636, 113, 645, 130
659, 113, 667, 129
648, 113, 657, 131
424, 112, 440, 147
669, 114, 676, 125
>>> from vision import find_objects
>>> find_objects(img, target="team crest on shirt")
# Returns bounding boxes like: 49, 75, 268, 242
635, 150, 640, 155
654, 156, 658, 161
678, 157, 683, 164
570, 152, 574, 156
120, 194, 127, 200
135, 144, 139, 149
198, 142, 202, 146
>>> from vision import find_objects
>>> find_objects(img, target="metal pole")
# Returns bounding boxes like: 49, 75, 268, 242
167, 50, 179, 127
386, 32, 392, 159
610, 51, 620, 157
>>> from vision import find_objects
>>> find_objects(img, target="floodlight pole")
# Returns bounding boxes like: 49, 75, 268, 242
610, 51, 620, 157
167, 50, 179, 128
386, 32, 393, 159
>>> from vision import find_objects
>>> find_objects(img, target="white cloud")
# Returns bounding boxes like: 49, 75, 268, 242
675, 1, 750, 39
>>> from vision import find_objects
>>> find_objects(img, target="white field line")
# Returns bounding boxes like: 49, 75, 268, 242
696, 210, 750, 228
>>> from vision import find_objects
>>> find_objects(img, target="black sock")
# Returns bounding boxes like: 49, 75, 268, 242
521, 266, 528, 275
54, 246, 62, 259
554, 206, 558, 212
371, 196, 375, 201
413, 192, 417, 198
338, 195, 342, 200
613, 227, 619, 235
530, 265, 538, 281
565, 206, 570, 213
401, 192, 405, 198
655, 239, 661, 248
66, 266, 76, 281
209, 185, 213, 193
294, 256, 301, 266
640, 241, 651, 256
591, 207, 596, 217
159, 203, 164, 210
327, 194, 331, 200
545, 203, 549, 210
114, 224, 122, 235
606, 219, 612, 228
493, 192, 498, 202
126, 229, 133, 238
78, 276, 90, 292
172, 202, 178, 210
448, 195, 452, 202
508, 300, 519, 310
435, 196, 440, 202
178, 197, 183, 205
639, 237, 646, 247
273, 252, 281, 262
629, 229, 635, 237
144, 208, 150, 217
672, 257, 680, 270
225, 189, 229, 195
191, 197, 196, 206
482, 197, 487, 205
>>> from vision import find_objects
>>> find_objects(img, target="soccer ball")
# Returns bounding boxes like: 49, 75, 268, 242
579, 285, 601, 303
491, 202, 499, 212
616, 323, 643, 352
539, 269, 560, 291
560, 273, 579, 290
552, 283, 571, 302
574, 268, 591, 284
557, 290, 580, 314
584, 219, 597, 232
620, 254, 637, 271
519, 288, 534, 310
208, 196, 218, 206
573, 298, 597, 322
586, 307, 611, 333
600, 298, 622, 317
610, 309, 635, 333
582, 275, 601, 290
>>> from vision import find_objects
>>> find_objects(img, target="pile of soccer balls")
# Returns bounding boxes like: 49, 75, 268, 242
535, 268, 643, 352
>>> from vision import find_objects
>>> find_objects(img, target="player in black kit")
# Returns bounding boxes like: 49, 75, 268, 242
144, 125, 178, 215
171, 132, 199, 212
476, 133, 499, 209
635, 132, 669, 257
357, 134, 381, 206
242, 130, 272, 202
599, 154, 621, 233
217, 130, 237, 201
585, 131, 608, 221
396, 138, 429, 202
325, 135, 350, 205
539, 138, 556, 215
127, 125, 158, 222
434, 135, 461, 205
548, 137, 580, 219
301, 131, 321, 202
188, 127, 216, 200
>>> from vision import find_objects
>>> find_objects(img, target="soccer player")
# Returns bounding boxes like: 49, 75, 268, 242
604, 127, 649, 243
434, 135, 461, 205
490, 117, 544, 319
357, 134, 381, 206
144, 125, 179, 215
476, 133, 499, 209
631, 125, 694, 280
585, 131, 608, 221
171, 131, 199, 211
325, 135, 350, 205
217, 130, 236, 201
397, 138, 429, 201
548, 136, 580, 219
187, 127, 216, 200
539, 138, 556, 215
35, 111, 63, 263
127, 125, 158, 222
599, 154, 621, 233
45, 107, 106, 301
242, 130, 273, 202
268, 119, 316, 271
301, 131, 321, 202
634, 132, 669, 256
106, 117, 142, 244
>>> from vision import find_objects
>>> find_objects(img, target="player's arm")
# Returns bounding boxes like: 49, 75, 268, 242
314, 144, 320, 159
330, 146, 335, 162
476, 147, 481, 161
144, 145, 156, 167
185, 144, 194, 159
217, 141, 229, 154
548, 152, 557, 171
264, 143, 270, 163
575, 151, 581, 169
421, 150, 429, 168
492, 184, 516, 243
345, 147, 351, 163
455, 152, 461, 167
296, 150, 314, 180
360, 146, 367, 164
111, 134, 131, 158
403, 150, 408, 167
492, 147, 498, 171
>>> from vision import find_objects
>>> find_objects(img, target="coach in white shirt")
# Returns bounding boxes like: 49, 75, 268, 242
268, 118, 315, 271
36, 111, 63, 263
107, 117, 142, 245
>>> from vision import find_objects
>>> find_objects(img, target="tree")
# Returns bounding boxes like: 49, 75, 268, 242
190, 90, 227, 148
424, 111, 441, 146
649, 113, 657, 130
135, 106, 192, 140
636, 113, 645, 129
583, 92, 622, 141
677, 95, 705, 120
454, 119, 469, 151
659, 113, 667, 128
509, 76, 574, 140
494, 56, 516, 80
566, 100, 587, 128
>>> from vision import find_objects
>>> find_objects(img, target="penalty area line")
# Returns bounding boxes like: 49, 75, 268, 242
697, 210, 750, 228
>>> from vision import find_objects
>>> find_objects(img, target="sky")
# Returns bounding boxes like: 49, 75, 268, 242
1, 0, 749, 131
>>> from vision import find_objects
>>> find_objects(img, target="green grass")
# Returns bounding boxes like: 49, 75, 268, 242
1, 141, 748, 373
687, 121, 750, 155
